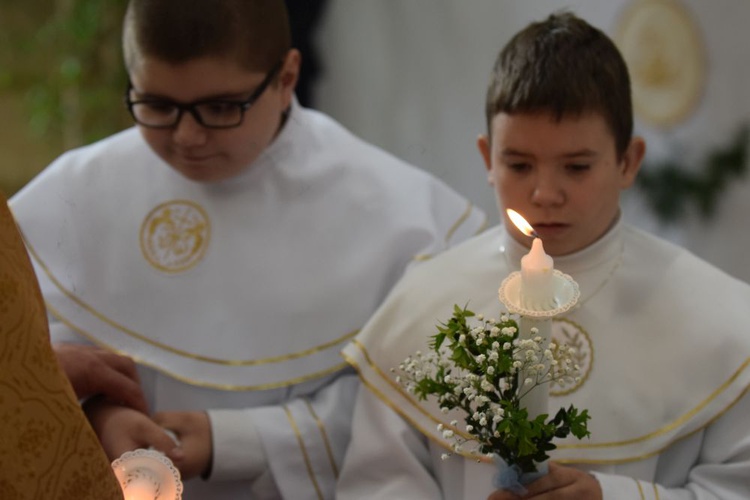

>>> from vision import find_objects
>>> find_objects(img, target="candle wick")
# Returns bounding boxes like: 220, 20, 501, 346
530, 230, 540, 239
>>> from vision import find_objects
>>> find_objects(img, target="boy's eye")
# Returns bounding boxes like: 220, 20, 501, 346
566, 163, 590, 173
142, 101, 176, 115
199, 101, 240, 117
507, 162, 531, 173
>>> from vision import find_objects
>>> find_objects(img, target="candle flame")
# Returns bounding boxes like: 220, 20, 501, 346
506, 209, 537, 238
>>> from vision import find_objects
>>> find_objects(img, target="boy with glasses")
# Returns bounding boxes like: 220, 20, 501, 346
10, 1, 486, 498
337, 12, 750, 499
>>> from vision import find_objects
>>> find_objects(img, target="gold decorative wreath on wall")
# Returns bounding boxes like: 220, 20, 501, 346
615, 0, 706, 129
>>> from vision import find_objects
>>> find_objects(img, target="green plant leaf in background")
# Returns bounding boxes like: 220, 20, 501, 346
0, 0, 131, 149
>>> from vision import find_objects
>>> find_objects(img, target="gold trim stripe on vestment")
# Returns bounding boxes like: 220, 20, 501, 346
560, 357, 750, 449
340, 349, 486, 461
304, 399, 339, 478
413, 203, 488, 262
635, 478, 645, 499
350, 339, 475, 439
24, 230, 358, 366
444, 202, 477, 245
48, 299, 350, 390
284, 405, 324, 500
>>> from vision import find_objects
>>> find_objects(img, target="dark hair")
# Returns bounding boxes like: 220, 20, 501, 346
485, 12, 633, 158
123, 0, 291, 72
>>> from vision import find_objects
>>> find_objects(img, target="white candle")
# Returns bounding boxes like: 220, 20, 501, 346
123, 481, 156, 500
505, 209, 557, 419
520, 238, 555, 310
519, 238, 555, 419
112, 449, 182, 500
519, 316, 551, 419
122, 468, 159, 500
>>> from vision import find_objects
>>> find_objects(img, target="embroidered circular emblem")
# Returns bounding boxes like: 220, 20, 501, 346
549, 318, 593, 396
140, 200, 210, 273
615, 0, 706, 128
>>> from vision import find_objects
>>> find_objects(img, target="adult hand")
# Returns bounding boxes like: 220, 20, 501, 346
154, 411, 213, 480
84, 398, 181, 461
54, 343, 148, 413
487, 462, 602, 500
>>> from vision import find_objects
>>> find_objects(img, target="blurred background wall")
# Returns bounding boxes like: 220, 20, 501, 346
0, 0, 129, 195
2, 0, 748, 283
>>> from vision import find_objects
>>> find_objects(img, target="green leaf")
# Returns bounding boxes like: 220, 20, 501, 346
431, 331, 447, 351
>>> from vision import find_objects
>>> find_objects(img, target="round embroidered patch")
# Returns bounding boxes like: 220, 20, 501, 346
615, 0, 705, 128
550, 318, 593, 396
140, 200, 210, 273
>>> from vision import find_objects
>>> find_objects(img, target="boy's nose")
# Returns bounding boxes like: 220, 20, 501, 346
172, 111, 208, 146
531, 176, 565, 206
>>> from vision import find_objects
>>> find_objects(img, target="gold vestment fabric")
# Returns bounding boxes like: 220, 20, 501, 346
0, 192, 122, 499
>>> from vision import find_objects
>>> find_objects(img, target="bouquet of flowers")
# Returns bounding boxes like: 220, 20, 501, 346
395, 305, 590, 483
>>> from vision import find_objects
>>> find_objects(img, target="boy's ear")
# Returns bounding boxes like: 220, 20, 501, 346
619, 136, 646, 189
279, 49, 301, 106
477, 134, 492, 172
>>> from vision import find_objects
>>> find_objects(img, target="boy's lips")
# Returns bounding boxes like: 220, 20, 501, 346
174, 148, 217, 162
181, 154, 214, 163
531, 223, 570, 238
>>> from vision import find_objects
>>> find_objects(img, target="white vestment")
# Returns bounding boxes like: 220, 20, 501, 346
338, 219, 750, 499
10, 101, 486, 500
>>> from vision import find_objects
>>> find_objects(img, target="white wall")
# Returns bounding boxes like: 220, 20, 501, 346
313, 0, 750, 283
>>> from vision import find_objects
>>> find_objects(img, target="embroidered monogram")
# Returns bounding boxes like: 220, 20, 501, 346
140, 200, 210, 273
550, 318, 593, 396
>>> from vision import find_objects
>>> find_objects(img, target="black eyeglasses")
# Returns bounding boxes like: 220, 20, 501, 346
125, 61, 283, 129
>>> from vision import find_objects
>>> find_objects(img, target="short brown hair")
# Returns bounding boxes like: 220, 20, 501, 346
485, 12, 633, 158
123, 0, 291, 72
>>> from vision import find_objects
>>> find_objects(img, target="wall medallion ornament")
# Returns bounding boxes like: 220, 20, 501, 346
615, 0, 706, 128
140, 200, 210, 273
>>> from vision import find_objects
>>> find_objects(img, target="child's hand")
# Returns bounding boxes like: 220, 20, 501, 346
84, 398, 179, 460
487, 462, 602, 499
154, 411, 212, 480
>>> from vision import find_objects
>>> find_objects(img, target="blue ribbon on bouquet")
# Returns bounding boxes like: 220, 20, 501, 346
492, 456, 548, 496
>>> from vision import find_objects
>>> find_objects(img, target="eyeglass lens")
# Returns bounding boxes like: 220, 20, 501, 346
131, 101, 244, 128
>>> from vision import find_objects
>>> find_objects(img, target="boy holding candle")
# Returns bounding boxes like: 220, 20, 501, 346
337, 11, 750, 499
9, 0, 486, 498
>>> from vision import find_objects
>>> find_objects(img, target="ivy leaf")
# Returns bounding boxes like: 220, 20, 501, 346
637, 124, 749, 224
